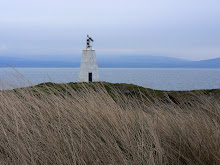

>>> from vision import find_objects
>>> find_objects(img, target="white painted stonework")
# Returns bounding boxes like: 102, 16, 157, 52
77, 49, 100, 82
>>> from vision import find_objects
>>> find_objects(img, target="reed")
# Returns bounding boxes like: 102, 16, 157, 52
0, 82, 219, 164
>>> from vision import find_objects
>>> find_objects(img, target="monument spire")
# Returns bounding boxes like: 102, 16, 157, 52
77, 35, 100, 83
86, 35, 94, 49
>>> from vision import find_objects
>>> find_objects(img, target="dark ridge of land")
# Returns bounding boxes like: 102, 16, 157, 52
14, 82, 220, 105
0, 56, 220, 68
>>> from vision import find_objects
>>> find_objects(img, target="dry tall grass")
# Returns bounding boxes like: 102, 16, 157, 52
0, 82, 219, 164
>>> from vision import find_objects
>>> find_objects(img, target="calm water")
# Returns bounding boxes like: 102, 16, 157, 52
0, 68, 220, 91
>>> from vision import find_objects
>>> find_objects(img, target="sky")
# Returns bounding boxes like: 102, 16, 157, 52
0, 0, 220, 60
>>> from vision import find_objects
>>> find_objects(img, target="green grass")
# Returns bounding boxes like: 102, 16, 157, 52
21, 81, 220, 104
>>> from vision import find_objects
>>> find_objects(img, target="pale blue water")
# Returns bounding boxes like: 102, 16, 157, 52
0, 68, 219, 91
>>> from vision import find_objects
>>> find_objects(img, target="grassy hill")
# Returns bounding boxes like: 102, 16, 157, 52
28, 82, 220, 104
0, 82, 220, 164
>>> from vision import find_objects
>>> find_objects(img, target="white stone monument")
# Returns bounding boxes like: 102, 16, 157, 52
77, 35, 100, 82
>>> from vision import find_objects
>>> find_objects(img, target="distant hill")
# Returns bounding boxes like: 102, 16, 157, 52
0, 55, 219, 68
98, 56, 220, 68
193, 58, 220, 68
0, 56, 80, 67
97, 55, 193, 68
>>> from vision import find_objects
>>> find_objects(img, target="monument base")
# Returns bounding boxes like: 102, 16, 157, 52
77, 49, 100, 82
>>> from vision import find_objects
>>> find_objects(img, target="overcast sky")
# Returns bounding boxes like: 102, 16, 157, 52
0, 0, 220, 60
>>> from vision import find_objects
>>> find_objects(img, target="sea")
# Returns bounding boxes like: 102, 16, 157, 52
0, 68, 220, 91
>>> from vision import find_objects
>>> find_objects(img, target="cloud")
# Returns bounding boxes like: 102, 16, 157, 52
0, 0, 219, 60
0, 44, 7, 51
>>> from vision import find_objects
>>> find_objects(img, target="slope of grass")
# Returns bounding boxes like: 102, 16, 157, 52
0, 82, 219, 164
28, 82, 220, 105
